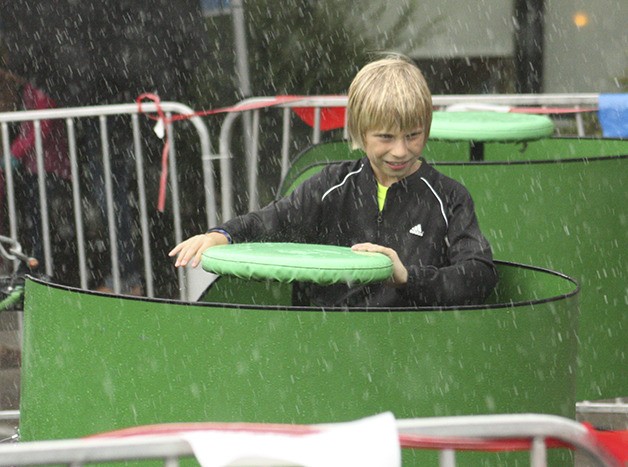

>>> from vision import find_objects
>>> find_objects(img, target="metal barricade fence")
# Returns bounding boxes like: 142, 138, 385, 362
0, 414, 621, 466
217, 93, 600, 220
0, 102, 217, 300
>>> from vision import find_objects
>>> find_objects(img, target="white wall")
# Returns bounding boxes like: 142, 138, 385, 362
399, 0, 515, 57
544, 0, 628, 92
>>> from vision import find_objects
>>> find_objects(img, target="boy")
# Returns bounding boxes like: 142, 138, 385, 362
170, 54, 497, 307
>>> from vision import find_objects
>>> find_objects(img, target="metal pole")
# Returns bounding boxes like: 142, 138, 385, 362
34, 120, 53, 277
231, 0, 257, 212
514, 0, 545, 93
99, 116, 120, 293
231, 0, 251, 98
66, 119, 88, 290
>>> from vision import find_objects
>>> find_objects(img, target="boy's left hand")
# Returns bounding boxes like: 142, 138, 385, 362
351, 242, 408, 286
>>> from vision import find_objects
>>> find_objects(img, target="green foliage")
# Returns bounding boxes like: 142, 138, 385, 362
245, 0, 441, 96
194, 0, 436, 101
245, 0, 367, 95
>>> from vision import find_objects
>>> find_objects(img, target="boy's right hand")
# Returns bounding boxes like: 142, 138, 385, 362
168, 232, 229, 268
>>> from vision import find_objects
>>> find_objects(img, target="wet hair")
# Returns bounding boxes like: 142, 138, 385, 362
347, 53, 432, 150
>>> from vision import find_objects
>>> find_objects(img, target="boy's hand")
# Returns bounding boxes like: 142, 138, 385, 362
169, 232, 229, 268
351, 242, 408, 286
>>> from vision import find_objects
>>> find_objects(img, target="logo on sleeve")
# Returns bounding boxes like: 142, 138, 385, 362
409, 224, 424, 237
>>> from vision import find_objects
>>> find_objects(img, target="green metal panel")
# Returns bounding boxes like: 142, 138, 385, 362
200, 275, 293, 306
436, 157, 627, 400
21, 262, 578, 454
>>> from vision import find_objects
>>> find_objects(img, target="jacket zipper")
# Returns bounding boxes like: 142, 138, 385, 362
376, 188, 387, 242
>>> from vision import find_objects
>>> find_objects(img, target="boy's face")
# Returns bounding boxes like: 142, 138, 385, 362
363, 126, 426, 186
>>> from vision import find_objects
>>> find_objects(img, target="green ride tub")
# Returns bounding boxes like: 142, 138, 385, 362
21, 262, 577, 446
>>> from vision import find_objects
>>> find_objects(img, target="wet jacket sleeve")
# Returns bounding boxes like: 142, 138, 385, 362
217, 171, 326, 244
402, 187, 498, 306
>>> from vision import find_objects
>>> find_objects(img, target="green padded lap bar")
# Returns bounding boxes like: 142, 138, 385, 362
430, 111, 555, 142
201, 243, 393, 285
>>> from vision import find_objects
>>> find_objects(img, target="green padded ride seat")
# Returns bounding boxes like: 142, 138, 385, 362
201, 243, 393, 285
430, 111, 555, 142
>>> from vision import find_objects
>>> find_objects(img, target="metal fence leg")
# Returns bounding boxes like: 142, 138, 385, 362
439, 448, 456, 467
530, 437, 547, 467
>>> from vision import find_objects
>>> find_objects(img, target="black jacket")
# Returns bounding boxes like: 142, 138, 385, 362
220, 158, 498, 308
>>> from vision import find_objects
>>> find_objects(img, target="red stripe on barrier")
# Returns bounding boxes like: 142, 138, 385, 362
89, 421, 319, 438
399, 434, 569, 452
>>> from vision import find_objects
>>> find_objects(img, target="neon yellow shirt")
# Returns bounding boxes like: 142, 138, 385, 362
377, 182, 388, 212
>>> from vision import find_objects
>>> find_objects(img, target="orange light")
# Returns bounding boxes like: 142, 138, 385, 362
573, 11, 589, 28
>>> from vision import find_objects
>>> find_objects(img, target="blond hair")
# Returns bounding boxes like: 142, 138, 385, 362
347, 54, 432, 150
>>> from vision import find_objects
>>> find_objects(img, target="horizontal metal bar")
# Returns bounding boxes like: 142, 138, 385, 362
0, 410, 19, 422
239, 94, 601, 109
577, 402, 628, 414
0, 102, 197, 123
